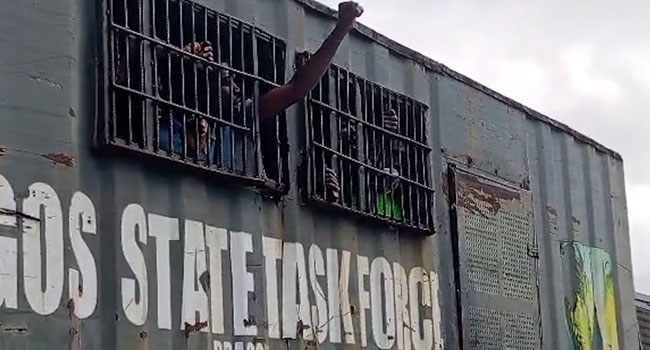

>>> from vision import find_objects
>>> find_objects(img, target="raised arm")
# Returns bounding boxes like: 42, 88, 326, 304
258, 2, 364, 121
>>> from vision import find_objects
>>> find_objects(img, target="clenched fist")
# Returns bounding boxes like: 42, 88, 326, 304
337, 1, 364, 29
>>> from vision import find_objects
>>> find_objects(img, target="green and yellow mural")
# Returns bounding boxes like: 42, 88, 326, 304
564, 242, 619, 350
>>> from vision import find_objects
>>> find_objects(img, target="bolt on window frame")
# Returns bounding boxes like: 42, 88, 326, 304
97, 0, 290, 193
302, 61, 435, 234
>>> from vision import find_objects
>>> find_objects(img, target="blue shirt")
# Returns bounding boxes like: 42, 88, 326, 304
158, 99, 255, 176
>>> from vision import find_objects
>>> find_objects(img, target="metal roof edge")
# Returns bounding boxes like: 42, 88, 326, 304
294, 0, 624, 161
637, 293, 650, 303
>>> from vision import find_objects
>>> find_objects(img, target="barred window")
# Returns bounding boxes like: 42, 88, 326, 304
304, 65, 434, 233
103, 0, 289, 190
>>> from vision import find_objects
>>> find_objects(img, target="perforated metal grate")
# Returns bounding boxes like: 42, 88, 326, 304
453, 170, 541, 350
460, 190, 534, 300
503, 312, 539, 350
501, 210, 533, 301
463, 201, 500, 295
467, 307, 540, 350
468, 307, 501, 350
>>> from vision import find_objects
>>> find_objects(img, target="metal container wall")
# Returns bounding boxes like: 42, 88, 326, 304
636, 294, 650, 349
0, 0, 639, 349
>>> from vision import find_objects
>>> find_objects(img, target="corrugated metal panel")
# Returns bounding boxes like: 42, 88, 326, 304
0, 0, 639, 349
637, 294, 650, 349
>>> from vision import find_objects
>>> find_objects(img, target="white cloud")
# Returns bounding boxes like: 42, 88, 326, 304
558, 44, 623, 104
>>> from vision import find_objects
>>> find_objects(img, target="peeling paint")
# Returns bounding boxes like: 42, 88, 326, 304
43, 153, 76, 167
457, 173, 519, 216
183, 321, 208, 338
29, 74, 63, 90
0, 323, 30, 335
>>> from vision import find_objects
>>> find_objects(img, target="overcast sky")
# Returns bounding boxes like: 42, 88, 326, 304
318, 0, 650, 293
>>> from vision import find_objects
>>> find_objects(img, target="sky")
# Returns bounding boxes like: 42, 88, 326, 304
319, 0, 650, 293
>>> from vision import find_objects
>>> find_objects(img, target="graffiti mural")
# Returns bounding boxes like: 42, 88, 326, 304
564, 242, 619, 350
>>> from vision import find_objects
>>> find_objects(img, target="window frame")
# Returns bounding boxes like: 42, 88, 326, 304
97, 0, 290, 195
301, 59, 436, 234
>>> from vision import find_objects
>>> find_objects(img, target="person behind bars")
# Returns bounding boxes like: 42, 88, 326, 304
159, 1, 364, 178
323, 109, 410, 220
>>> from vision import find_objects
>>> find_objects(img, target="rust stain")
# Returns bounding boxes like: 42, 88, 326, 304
184, 321, 208, 338
0, 323, 30, 335
67, 299, 77, 320
43, 153, 76, 167
67, 299, 81, 350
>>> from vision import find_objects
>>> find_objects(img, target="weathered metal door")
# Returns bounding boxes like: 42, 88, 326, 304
449, 167, 542, 349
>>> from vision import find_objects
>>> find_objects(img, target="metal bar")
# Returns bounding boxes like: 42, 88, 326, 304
126, 36, 133, 143
240, 22, 247, 175
190, 3, 200, 161
312, 142, 433, 191
335, 67, 346, 207
108, 0, 117, 141
215, 14, 221, 63
228, 17, 235, 172
307, 85, 315, 197
251, 31, 262, 178
308, 197, 428, 232
109, 142, 266, 185
321, 72, 330, 199
178, 0, 184, 46
113, 25, 280, 87
273, 39, 281, 182
152, 0, 160, 151
370, 84, 378, 215
138, 0, 146, 147
216, 66, 224, 168
182, 113, 187, 160
165, 0, 170, 42
308, 99, 430, 150
123, 0, 128, 27
112, 84, 250, 131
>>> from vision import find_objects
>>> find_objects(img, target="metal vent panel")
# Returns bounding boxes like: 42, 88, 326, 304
453, 169, 541, 349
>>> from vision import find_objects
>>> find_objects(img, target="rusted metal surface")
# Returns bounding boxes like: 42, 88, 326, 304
42, 153, 76, 167
0, 0, 639, 349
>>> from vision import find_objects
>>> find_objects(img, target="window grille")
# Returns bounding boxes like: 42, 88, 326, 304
304, 64, 435, 233
102, 0, 289, 191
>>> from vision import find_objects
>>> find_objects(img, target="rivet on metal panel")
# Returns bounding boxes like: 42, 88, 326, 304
43, 153, 76, 167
